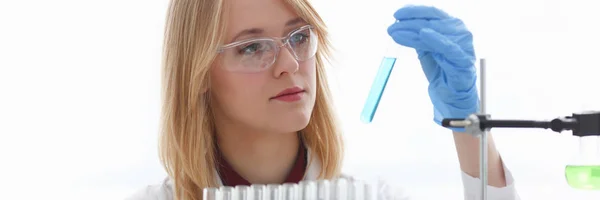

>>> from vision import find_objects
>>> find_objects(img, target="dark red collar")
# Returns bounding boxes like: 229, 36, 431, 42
216, 143, 307, 186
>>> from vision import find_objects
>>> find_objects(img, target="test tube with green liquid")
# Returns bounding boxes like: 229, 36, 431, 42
565, 135, 600, 190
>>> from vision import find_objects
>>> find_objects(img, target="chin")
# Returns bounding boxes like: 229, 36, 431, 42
271, 111, 312, 134
268, 93, 316, 134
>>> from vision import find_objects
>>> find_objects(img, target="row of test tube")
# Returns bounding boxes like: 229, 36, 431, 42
202, 177, 378, 200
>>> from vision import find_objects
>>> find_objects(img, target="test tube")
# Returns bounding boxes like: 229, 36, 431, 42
333, 177, 349, 200
317, 179, 331, 200
282, 183, 299, 200
266, 184, 283, 200
363, 182, 375, 200
235, 185, 252, 200
203, 187, 219, 200
348, 180, 365, 200
250, 184, 266, 200
299, 180, 317, 199
220, 186, 234, 200
360, 43, 402, 123
565, 135, 600, 190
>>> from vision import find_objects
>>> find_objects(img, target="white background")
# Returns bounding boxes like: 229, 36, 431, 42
1, 0, 599, 199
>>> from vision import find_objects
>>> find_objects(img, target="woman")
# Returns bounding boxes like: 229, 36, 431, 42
128, 0, 520, 199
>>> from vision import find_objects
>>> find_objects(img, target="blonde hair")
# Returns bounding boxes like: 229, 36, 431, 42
159, 0, 344, 199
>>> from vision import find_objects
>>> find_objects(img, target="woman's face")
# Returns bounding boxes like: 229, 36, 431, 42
210, 0, 318, 134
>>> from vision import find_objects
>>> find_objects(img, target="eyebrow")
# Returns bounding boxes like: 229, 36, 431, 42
285, 17, 304, 27
230, 17, 305, 42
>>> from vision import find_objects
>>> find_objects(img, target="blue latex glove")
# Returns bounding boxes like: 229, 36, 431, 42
387, 5, 480, 132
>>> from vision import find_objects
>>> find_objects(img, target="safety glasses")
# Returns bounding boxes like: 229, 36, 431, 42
217, 25, 318, 73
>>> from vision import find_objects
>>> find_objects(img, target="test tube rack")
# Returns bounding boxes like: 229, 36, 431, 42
202, 177, 380, 200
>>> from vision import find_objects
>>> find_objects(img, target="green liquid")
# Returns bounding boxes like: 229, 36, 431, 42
565, 165, 600, 190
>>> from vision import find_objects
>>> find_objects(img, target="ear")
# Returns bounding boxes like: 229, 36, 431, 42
201, 85, 209, 94
203, 58, 219, 94
201, 66, 213, 94
200, 76, 210, 94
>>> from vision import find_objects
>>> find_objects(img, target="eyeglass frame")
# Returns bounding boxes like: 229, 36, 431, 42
215, 25, 318, 73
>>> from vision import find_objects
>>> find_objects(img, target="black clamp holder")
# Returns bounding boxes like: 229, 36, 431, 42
442, 111, 600, 137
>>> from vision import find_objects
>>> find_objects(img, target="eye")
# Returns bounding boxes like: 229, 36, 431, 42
290, 32, 309, 44
238, 42, 265, 55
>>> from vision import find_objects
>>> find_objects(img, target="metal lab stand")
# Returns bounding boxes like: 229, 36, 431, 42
479, 58, 489, 200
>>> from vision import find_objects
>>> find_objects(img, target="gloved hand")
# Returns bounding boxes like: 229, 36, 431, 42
387, 5, 479, 132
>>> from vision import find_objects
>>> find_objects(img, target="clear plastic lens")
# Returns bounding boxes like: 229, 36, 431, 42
287, 28, 317, 62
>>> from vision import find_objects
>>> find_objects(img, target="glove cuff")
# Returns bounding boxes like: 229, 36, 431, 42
432, 95, 480, 132
433, 118, 467, 132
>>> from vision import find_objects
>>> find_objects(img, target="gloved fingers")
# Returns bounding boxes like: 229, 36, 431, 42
387, 19, 431, 35
419, 28, 474, 68
432, 53, 477, 92
387, 20, 437, 51
393, 5, 451, 21
417, 51, 441, 83
388, 18, 471, 49
390, 18, 469, 36
427, 18, 470, 35
388, 30, 433, 51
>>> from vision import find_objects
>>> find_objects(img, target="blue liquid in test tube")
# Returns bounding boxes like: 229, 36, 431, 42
360, 45, 401, 123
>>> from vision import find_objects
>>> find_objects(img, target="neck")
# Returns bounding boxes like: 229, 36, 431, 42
215, 121, 300, 184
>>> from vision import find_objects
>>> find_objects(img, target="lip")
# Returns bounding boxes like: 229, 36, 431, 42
271, 86, 305, 101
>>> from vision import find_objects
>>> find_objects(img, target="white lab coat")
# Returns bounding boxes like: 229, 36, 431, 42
127, 149, 520, 200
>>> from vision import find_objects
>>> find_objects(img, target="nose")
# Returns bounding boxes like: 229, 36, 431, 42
272, 45, 299, 78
